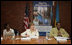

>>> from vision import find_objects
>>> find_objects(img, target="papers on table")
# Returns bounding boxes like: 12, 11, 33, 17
30, 36, 39, 39
21, 37, 31, 40
21, 36, 39, 40
54, 37, 69, 42
15, 38, 20, 40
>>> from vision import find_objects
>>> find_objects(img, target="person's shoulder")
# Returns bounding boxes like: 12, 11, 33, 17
35, 29, 38, 32
51, 27, 57, 31
10, 28, 14, 31
60, 28, 65, 30
10, 28, 14, 30
52, 27, 57, 30
3, 29, 6, 31
26, 29, 30, 31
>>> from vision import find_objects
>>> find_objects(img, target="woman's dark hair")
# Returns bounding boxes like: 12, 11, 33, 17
4, 23, 9, 29
28, 22, 34, 28
56, 22, 60, 25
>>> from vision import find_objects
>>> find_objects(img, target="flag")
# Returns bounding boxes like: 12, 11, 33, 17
23, 3, 29, 30
23, 17, 29, 30
55, 2, 59, 27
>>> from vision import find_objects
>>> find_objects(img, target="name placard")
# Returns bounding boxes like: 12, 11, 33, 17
35, 26, 52, 32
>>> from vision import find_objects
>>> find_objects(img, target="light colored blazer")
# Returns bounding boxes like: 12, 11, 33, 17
50, 27, 69, 37
21, 29, 39, 37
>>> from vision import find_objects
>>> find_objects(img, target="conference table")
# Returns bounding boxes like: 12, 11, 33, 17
1, 36, 71, 44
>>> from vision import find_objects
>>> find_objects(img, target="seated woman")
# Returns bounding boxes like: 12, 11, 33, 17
3, 24, 15, 39
21, 23, 39, 38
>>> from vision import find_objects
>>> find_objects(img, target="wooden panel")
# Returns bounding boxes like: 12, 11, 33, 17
1, 1, 33, 34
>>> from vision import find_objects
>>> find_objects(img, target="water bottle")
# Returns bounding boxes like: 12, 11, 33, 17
11, 34, 15, 40
17, 32, 19, 38
46, 32, 48, 40
48, 32, 50, 38
17, 33, 19, 36
46, 32, 50, 39
17, 32, 19, 36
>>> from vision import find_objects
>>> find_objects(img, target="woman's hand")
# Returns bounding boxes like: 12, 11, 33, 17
58, 31, 62, 36
25, 35, 30, 37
